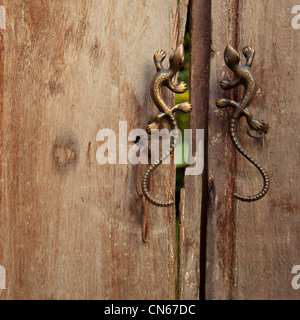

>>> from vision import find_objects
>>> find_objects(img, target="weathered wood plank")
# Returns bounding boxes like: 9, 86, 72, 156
207, 0, 300, 300
206, 0, 239, 300
0, 0, 187, 300
233, 0, 300, 300
178, 0, 211, 300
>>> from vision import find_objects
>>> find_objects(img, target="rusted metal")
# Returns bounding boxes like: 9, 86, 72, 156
136, 147, 152, 243
216, 45, 270, 202
246, 126, 266, 139
142, 45, 192, 207
141, 197, 149, 243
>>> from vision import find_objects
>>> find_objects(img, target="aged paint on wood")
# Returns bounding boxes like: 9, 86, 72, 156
207, 0, 300, 299
0, 0, 187, 300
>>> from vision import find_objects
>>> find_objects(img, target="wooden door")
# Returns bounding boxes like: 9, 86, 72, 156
0, 0, 299, 301
0, 0, 189, 300
194, 0, 300, 300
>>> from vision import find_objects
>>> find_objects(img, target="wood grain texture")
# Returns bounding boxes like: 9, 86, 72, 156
233, 0, 300, 300
206, 0, 239, 300
0, 0, 187, 300
178, 0, 211, 300
207, 0, 300, 300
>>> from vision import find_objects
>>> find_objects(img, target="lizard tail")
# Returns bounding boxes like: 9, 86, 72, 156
142, 119, 178, 207
230, 117, 270, 202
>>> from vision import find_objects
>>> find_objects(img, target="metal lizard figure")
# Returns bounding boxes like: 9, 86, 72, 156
216, 45, 270, 202
142, 45, 192, 207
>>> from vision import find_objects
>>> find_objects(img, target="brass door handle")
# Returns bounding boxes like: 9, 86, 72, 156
140, 45, 192, 207
216, 45, 270, 202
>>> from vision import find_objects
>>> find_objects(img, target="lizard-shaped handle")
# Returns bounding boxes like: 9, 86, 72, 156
142, 45, 192, 207
216, 45, 270, 202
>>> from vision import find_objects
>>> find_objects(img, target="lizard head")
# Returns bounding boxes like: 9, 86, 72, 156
224, 45, 241, 69
169, 45, 185, 72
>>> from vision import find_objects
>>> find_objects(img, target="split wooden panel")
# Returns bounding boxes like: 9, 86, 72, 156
206, 0, 239, 300
207, 0, 300, 300
0, 0, 187, 300
178, 0, 211, 300
233, 0, 300, 300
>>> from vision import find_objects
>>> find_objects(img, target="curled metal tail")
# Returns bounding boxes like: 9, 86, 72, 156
230, 118, 270, 202
141, 129, 178, 207
142, 45, 192, 207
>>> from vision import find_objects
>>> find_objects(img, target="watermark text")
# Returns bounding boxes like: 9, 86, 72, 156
96, 121, 204, 176
292, 265, 300, 290
0, 265, 5, 290
292, 5, 300, 29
